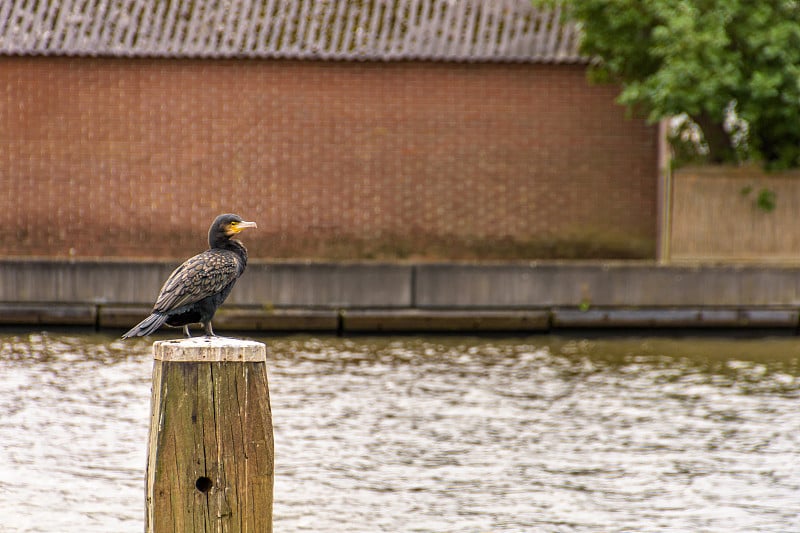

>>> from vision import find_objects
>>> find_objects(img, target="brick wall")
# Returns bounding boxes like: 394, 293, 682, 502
0, 57, 658, 260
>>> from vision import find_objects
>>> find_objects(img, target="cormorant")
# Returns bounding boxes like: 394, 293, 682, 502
122, 213, 257, 339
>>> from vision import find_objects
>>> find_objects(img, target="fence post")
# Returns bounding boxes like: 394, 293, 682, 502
145, 337, 273, 533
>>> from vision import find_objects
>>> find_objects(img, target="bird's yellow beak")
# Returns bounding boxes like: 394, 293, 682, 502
229, 220, 257, 234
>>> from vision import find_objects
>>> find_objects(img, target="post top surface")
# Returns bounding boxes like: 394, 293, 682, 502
153, 337, 266, 362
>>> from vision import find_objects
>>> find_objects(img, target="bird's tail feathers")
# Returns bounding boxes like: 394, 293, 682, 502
121, 313, 168, 339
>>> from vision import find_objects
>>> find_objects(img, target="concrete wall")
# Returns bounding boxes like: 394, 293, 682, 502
414, 262, 800, 307
5, 259, 800, 307
1, 260, 799, 332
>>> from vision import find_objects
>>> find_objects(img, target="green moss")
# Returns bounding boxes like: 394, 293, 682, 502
258, 231, 656, 261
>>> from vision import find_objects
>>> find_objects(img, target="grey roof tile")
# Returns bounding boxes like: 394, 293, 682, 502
0, 0, 585, 63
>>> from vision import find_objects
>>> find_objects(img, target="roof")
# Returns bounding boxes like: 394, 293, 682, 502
0, 0, 584, 63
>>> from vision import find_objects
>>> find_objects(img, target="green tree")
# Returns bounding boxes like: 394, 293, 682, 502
542, 0, 800, 169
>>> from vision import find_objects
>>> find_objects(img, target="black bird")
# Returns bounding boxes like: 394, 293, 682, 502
122, 213, 257, 339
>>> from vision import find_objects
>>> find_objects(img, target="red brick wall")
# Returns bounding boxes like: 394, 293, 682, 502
0, 57, 658, 259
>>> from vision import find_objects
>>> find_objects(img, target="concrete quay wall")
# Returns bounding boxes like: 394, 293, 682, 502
1, 259, 800, 333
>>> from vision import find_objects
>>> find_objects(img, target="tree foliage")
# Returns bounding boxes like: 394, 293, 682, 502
541, 0, 800, 169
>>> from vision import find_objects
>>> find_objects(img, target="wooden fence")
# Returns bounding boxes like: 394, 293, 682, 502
669, 165, 800, 263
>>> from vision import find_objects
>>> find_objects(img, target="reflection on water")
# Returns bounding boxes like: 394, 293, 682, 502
1, 333, 800, 532
0, 334, 149, 532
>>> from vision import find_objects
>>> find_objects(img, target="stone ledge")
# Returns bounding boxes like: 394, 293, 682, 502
551, 308, 800, 329
213, 308, 339, 332
0, 303, 97, 326
1, 303, 798, 332
341, 309, 550, 333
99, 305, 340, 332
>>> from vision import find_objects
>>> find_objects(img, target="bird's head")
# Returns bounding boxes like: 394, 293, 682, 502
208, 213, 257, 248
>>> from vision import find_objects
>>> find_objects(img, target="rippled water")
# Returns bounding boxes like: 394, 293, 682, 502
1, 332, 800, 532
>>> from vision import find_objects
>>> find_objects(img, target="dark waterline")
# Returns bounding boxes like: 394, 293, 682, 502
2, 332, 799, 532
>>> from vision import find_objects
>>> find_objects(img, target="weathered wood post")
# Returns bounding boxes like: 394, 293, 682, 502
145, 337, 273, 533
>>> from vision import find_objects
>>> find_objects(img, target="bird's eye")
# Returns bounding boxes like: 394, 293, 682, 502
230, 221, 238, 226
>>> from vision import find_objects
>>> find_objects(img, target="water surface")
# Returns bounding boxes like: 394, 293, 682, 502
1, 333, 799, 532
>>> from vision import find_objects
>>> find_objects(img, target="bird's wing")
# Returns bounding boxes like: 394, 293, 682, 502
152, 250, 242, 313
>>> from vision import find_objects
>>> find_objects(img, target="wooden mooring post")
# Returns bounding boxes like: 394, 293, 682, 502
145, 337, 274, 533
